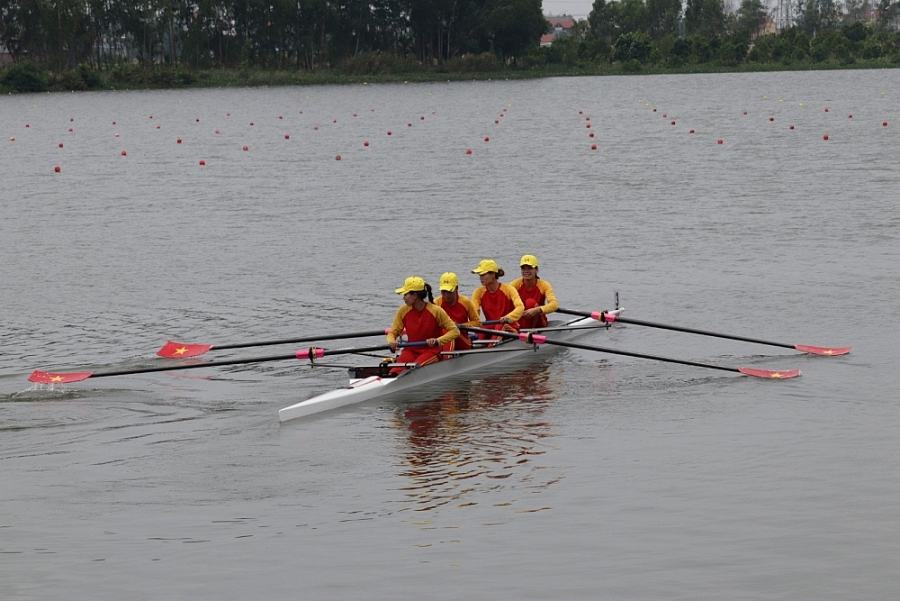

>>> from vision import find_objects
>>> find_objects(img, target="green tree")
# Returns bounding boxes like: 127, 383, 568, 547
733, 0, 767, 39
685, 0, 726, 37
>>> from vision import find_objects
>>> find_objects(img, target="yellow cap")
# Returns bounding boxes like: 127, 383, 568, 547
395, 276, 426, 295
439, 272, 459, 291
472, 259, 500, 274
520, 254, 539, 268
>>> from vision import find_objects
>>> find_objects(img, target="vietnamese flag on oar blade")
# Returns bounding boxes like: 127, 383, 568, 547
29, 370, 93, 384
157, 341, 213, 358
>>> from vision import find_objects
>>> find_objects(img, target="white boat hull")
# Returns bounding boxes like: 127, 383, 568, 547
278, 316, 606, 422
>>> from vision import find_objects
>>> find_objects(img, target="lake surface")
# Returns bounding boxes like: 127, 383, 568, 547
2, 70, 898, 600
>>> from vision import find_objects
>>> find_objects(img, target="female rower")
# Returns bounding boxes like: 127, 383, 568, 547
434, 272, 481, 351
509, 254, 558, 329
386, 276, 460, 374
470, 259, 524, 333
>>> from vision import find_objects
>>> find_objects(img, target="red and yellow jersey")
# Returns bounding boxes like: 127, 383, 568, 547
471, 283, 525, 322
509, 278, 558, 314
386, 304, 460, 346
435, 294, 482, 327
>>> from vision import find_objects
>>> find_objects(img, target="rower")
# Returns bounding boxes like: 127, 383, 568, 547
386, 276, 460, 374
434, 272, 481, 352
509, 254, 558, 329
470, 259, 524, 335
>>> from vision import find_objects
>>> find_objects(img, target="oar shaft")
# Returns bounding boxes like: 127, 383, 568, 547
91, 345, 393, 378
214, 329, 388, 351
556, 308, 795, 350
459, 325, 738, 373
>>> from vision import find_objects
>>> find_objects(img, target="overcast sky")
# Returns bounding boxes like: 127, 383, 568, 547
543, 0, 595, 20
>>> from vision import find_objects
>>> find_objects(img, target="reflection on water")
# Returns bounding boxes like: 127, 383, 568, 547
391, 363, 563, 513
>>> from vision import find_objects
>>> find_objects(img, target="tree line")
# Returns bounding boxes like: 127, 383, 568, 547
1, 0, 899, 94
0, 0, 547, 70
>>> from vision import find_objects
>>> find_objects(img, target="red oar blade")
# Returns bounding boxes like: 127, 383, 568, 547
157, 341, 213, 358
738, 367, 801, 379
29, 370, 94, 384
794, 344, 851, 356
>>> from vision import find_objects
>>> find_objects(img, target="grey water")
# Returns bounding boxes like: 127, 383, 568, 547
1, 70, 898, 600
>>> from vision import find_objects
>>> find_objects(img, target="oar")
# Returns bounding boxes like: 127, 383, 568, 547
556, 308, 850, 356
29, 342, 426, 384
156, 328, 393, 358
459, 326, 800, 379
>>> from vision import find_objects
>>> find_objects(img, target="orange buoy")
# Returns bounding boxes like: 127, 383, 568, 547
335, 155, 342, 161
465, 149, 472, 155
54, 165, 61, 172
199, 160, 206, 165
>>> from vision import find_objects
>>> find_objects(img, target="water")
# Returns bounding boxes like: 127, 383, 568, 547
2, 70, 899, 599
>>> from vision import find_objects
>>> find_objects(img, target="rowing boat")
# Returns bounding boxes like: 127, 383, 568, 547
278, 315, 611, 423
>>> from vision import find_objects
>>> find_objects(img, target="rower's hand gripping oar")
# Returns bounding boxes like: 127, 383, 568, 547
557, 308, 850, 356
157, 328, 396, 358
459, 326, 800, 379
29, 342, 427, 384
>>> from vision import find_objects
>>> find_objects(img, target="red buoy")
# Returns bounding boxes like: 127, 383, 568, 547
10, 137, 15, 141
407, 123, 412, 127
279, 116, 283, 119
824, 107, 829, 112
69, 118, 74, 122
177, 138, 182, 143
26, 124, 30, 127
589, 132, 595, 138
387, 131, 392, 136
54, 165, 61, 172
313, 126, 318, 130
578, 110, 583, 114
363, 141, 369, 147
335, 155, 342, 161
156, 125, 160, 129
717, 139, 723, 145
742, 111, 748, 115
494, 120, 499, 124
586, 117, 591, 121
199, 160, 206, 165
420, 116, 425, 120
884, 121, 889, 127
848, 114, 853, 118
484, 136, 489, 142
670, 121, 676, 125
586, 124, 591, 128
823, 134, 829, 140
591, 144, 597, 150
58, 143, 64, 148
662, 114, 667, 118
68, 128, 73, 132
789, 125, 795, 130
196, 118, 200, 122
121, 150, 127, 156
465, 149, 472, 155
652, 109, 657, 112
112, 121, 116, 125
284, 134, 290, 139
250, 122, 254, 126
689, 129, 695, 134
215, 130, 220, 134
243, 146, 248, 151
769, 117, 774, 121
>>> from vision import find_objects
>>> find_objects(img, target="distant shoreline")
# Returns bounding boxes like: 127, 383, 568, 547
2, 61, 897, 94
